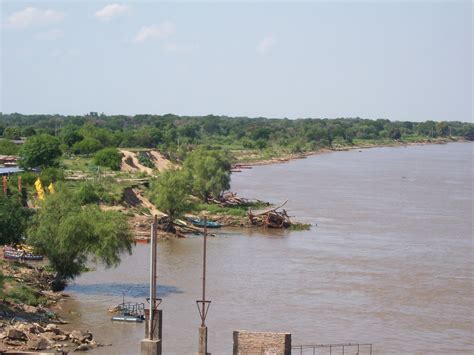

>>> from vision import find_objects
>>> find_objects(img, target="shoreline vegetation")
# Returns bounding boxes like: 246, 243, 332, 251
0, 113, 472, 351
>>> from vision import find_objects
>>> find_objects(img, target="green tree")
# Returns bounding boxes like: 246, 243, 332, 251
183, 149, 231, 202
436, 122, 450, 137
3, 127, 21, 140
0, 140, 19, 155
150, 170, 190, 228
19, 134, 62, 168
93, 148, 122, 170
0, 193, 32, 245
28, 188, 133, 291
60, 126, 83, 147
72, 137, 103, 155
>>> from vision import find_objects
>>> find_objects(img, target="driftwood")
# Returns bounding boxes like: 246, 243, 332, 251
248, 200, 292, 229
209, 192, 248, 207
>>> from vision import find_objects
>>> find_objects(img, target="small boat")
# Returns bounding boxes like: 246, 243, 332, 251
110, 301, 145, 323
186, 217, 222, 229
3, 246, 43, 261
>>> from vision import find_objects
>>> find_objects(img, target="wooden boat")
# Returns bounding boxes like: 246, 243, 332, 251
186, 217, 222, 229
3, 246, 43, 261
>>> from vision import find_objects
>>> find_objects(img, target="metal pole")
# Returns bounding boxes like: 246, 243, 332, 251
201, 218, 207, 326
370, 344, 372, 355
149, 215, 157, 340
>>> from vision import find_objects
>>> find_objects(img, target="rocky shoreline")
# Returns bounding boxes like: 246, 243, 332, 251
0, 259, 102, 353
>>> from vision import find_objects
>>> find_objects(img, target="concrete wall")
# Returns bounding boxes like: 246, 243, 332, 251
233, 330, 291, 355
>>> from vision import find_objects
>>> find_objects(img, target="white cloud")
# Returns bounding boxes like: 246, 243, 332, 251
94, 4, 129, 22
133, 22, 175, 43
34, 28, 63, 41
162, 43, 197, 54
257, 36, 277, 54
5, 7, 64, 29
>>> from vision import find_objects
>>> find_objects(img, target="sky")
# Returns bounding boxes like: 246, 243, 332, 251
0, 1, 472, 122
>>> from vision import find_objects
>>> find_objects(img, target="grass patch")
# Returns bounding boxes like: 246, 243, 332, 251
0, 271, 46, 307
6, 284, 46, 306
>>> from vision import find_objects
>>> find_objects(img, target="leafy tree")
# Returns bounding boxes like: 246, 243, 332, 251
0, 140, 19, 155
28, 188, 133, 291
19, 134, 62, 168
150, 170, 190, 228
21, 127, 36, 137
0, 193, 32, 245
183, 148, 231, 202
3, 127, 21, 140
93, 148, 122, 171
60, 126, 83, 147
72, 137, 103, 155
436, 122, 450, 137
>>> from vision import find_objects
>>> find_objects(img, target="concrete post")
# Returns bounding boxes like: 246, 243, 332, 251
141, 339, 161, 355
197, 326, 210, 355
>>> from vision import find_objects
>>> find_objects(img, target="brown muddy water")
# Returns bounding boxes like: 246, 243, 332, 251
60, 142, 473, 354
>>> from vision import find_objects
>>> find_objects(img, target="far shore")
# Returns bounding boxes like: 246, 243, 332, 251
233, 137, 468, 168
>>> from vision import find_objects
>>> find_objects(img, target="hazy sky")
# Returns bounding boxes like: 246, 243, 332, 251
1, 1, 472, 121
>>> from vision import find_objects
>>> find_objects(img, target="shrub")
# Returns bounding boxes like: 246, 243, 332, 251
72, 137, 103, 155
93, 148, 122, 171
0, 140, 19, 155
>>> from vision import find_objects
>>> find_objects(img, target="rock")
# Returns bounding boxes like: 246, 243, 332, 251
70, 330, 92, 343
4, 339, 25, 346
45, 323, 63, 335
7, 328, 27, 341
32, 323, 45, 333
74, 343, 91, 351
23, 305, 38, 313
87, 339, 98, 348
51, 334, 68, 341
28, 337, 49, 351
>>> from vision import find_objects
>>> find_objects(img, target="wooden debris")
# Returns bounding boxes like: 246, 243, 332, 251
247, 200, 292, 228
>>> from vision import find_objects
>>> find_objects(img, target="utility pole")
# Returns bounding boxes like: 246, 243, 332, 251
196, 217, 211, 355
141, 215, 162, 355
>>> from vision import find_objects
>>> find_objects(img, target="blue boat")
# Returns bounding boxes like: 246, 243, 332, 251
187, 217, 222, 229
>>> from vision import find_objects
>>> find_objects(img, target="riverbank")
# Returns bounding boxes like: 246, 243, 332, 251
0, 257, 103, 352
232, 136, 466, 167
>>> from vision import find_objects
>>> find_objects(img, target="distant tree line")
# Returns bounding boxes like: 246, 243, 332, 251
1, 113, 472, 161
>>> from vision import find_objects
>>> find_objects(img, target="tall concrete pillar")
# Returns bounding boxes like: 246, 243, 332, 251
145, 309, 163, 341
197, 326, 210, 355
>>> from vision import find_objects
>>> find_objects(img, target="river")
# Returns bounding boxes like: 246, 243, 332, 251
60, 142, 473, 354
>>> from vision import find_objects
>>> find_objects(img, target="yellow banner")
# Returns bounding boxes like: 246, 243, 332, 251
48, 182, 55, 194
34, 178, 45, 200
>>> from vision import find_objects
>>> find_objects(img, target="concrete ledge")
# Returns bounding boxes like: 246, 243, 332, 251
233, 330, 291, 355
